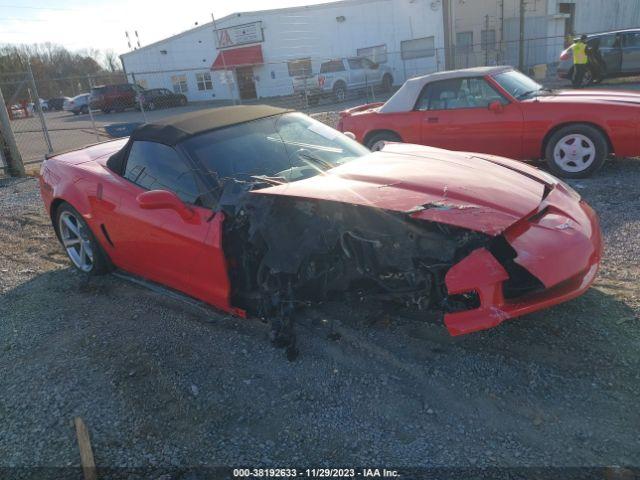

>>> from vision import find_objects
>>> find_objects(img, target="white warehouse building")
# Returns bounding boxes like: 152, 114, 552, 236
120, 0, 446, 102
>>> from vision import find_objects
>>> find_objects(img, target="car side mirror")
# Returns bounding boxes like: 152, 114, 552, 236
136, 190, 195, 221
488, 100, 504, 113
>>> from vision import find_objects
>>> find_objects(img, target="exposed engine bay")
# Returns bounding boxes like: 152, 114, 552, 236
216, 178, 525, 359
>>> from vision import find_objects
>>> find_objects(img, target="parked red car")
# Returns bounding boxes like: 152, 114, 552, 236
338, 66, 640, 178
40, 106, 602, 356
89, 83, 144, 113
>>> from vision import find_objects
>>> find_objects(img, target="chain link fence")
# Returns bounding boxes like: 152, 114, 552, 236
1, 34, 571, 177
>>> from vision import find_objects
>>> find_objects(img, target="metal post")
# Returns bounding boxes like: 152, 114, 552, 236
499, 0, 505, 64
485, 15, 490, 66
518, 0, 526, 71
212, 13, 237, 105
131, 73, 147, 123
0, 86, 25, 176
85, 75, 100, 142
27, 62, 53, 154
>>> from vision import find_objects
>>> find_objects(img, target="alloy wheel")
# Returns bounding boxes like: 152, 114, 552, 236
58, 211, 94, 272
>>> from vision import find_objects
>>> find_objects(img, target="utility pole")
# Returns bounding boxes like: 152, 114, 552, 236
442, 0, 454, 70
0, 86, 25, 177
518, 0, 526, 71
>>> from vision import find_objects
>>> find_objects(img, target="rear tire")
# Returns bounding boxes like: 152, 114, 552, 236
54, 202, 111, 275
80, 105, 88, 115
545, 124, 608, 178
366, 131, 401, 151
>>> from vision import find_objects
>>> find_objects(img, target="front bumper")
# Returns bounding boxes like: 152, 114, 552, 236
443, 186, 602, 336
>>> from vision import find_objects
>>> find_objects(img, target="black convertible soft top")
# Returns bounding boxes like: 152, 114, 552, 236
107, 105, 291, 174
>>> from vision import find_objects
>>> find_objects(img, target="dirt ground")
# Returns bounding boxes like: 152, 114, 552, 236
0, 155, 639, 475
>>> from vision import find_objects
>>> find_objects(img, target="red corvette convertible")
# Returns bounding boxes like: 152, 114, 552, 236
338, 66, 640, 178
40, 106, 601, 355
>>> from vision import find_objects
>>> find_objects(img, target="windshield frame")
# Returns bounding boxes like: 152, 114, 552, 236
491, 69, 544, 101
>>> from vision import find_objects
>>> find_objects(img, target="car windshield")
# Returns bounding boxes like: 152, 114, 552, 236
182, 112, 369, 184
493, 70, 543, 99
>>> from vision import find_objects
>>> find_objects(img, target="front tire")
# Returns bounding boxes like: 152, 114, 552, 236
545, 124, 608, 178
366, 131, 401, 151
55, 203, 110, 275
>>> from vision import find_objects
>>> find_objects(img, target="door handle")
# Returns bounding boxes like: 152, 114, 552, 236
427, 117, 439, 123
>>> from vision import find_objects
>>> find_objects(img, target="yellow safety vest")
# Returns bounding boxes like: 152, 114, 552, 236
573, 42, 588, 64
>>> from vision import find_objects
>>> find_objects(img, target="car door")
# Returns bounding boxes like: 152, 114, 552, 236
417, 77, 524, 159
361, 57, 382, 86
347, 58, 365, 87
153, 89, 166, 108
596, 33, 622, 74
621, 32, 640, 72
98, 140, 229, 305
166, 88, 181, 107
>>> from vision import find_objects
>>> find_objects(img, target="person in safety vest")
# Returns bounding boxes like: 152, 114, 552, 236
572, 34, 589, 88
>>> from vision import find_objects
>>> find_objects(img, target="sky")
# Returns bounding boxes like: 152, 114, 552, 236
0, 0, 336, 55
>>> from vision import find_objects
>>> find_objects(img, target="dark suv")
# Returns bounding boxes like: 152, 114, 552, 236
89, 83, 144, 113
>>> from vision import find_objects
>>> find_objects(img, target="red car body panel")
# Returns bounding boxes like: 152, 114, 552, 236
40, 136, 601, 337
40, 141, 243, 318
340, 73, 640, 161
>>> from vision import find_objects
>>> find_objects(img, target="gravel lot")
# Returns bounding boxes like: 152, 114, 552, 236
0, 149, 639, 475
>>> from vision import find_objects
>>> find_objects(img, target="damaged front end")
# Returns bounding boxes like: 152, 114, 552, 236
218, 178, 489, 356
216, 162, 601, 357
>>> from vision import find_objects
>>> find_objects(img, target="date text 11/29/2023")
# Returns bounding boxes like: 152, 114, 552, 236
233, 468, 400, 478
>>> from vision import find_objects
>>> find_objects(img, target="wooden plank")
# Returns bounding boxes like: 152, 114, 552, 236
74, 417, 97, 480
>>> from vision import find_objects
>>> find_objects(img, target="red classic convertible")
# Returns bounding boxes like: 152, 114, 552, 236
40, 106, 601, 356
337, 66, 640, 178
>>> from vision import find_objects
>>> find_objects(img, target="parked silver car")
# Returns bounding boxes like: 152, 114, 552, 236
63, 93, 90, 115
558, 29, 640, 86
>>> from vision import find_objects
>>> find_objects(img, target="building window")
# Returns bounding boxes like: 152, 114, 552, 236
401, 36, 435, 60
287, 58, 312, 77
456, 31, 474, 53
196, 72, 213, 90
357, 44, 388, 64
171, 75, 188, 93
481, 29, 496, 51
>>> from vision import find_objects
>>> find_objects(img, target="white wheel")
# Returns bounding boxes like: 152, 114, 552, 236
552, 133, 596, 174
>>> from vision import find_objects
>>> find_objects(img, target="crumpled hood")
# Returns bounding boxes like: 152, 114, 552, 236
254, 144, 550, 235
534, 89, 640, 106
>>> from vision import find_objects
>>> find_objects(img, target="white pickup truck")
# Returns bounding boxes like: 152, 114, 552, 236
292, 57, 394, 105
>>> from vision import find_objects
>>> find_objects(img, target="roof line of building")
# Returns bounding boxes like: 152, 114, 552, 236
120, 0, 392, 59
